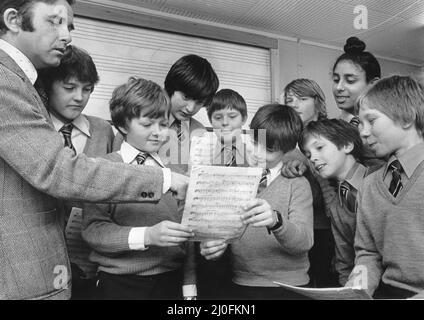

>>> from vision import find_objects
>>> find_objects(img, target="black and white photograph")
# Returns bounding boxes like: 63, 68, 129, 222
0, 0, 423, 307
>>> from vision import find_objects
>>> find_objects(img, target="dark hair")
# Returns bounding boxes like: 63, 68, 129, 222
333, 37, 381, 83
207, 88, 247, 121
300, 119, 364, 162
164, 54, 219, 107
250, 104, 303, 154
0, 0, 75, 34
39, 45, 99, 93
110, 77, 170, 135
357, 75, 424, 138
283, 78, 327, 121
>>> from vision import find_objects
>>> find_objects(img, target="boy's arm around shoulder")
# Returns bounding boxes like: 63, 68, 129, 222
272, 176, 314, 255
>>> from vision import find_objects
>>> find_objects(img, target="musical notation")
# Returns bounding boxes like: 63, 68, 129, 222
181, 165, 262, 242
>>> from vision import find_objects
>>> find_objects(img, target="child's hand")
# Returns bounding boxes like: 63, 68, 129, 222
170, 172, 189, 200
145, 221, 194, 247
241, 198, 276, 228
200, 240, 228, 261
281, 159, 307, 178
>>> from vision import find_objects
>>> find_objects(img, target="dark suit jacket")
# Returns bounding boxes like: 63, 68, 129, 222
0, 49, 164, 300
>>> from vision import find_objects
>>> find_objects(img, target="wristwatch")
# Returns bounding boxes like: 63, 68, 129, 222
267, 210, 283, 234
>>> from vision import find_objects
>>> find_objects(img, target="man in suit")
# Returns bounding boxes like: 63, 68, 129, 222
0, 0, 188, 300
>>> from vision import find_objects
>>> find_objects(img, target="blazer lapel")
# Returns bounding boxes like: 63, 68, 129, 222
0, 49, 52, 123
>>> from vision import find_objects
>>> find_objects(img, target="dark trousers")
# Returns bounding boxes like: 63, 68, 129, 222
197, 244, 233, 300
70, 263, 97, 300
229, 283, 311, 300
308, 229, 339, 288
373, 282, 416, 299
96, 270, 183, 300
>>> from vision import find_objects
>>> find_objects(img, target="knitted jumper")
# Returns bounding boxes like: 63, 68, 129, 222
230, 174, 314, 286
82, 152, 185, 276
354, 160, 424, 295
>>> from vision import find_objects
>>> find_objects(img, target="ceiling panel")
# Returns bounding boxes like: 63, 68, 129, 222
104, 0, 424, 65
348, 0, 424, 19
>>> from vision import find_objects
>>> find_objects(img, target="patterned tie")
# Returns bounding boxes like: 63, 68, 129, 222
135, 152, 149, 165
339, 181, 357, 212
223, 145, 237, 167
34, 78, 49, 108
257, 168, 270, 194
170, 119, 185, 142
59, 123, 76, 154
349, 116, 360, 127
388, 160, 403, 197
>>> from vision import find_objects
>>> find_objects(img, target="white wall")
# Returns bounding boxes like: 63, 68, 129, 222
277, 39, 421, 119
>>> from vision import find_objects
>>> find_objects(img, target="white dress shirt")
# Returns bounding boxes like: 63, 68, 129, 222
51, 114, 90, 155
267, 160, 284, 186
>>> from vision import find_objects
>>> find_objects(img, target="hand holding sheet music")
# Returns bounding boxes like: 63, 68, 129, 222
181, 165, 262, 242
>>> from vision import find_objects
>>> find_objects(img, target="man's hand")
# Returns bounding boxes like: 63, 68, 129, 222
170, 172, 189, 200
200, 240, 228, 260
241, 198, 276, 228
145, 221, 194, 247
281, 159, 307, 178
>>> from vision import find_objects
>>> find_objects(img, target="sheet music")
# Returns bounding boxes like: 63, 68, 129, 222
274, 281, 372, 300
182, 165, 262, 242
189, 132, 216, 166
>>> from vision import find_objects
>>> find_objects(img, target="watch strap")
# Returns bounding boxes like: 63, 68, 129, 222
267, 209, 283, 234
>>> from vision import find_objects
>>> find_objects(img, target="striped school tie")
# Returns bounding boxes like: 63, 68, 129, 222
34, 78, 49, 108
170, 119, 185, 142
339, 181, 357, 212
59, 123, 76, 155
223, 145, 237, 167
135, 152, 149, 165
257, 168, 270, 194
388, 160, 403, 197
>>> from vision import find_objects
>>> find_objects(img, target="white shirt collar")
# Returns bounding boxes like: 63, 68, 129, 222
119, 141, 163, 167
0, 39, 38, 84
268, 160, 284, 184
50, 113, 91, 137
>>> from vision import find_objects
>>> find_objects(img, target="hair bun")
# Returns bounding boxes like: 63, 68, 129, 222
344, 37, 366, 54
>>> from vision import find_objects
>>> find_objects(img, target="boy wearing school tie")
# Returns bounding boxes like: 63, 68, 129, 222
39, 45, 115, 299
346, 76, 424, 299
300, 119, 368, 286
82, 77, 195, 300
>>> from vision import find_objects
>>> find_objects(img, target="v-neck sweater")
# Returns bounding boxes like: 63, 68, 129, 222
354, 160, 424, 295
230, 175, 314, 287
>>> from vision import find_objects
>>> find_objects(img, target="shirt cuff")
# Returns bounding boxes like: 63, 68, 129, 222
128, 227, 148, 250
182, 284, 197, 297
162, 168, 171, 194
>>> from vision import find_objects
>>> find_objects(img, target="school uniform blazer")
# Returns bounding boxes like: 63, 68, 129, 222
0, 49, 164, 300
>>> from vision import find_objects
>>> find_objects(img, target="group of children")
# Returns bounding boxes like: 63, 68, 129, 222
41, 35, 424, 300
